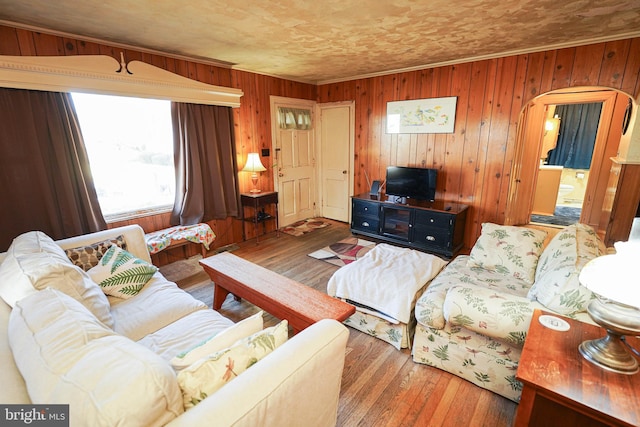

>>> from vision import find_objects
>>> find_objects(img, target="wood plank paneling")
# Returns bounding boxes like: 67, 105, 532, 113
318, 39, 640, 250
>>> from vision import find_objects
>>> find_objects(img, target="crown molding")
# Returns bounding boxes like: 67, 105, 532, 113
0, 53, 243, 107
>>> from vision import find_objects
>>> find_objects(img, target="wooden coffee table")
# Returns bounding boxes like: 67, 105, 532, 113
514, 309, 640, 427
199, 252, 355, 333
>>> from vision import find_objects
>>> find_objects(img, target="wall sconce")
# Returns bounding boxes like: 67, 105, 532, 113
242, 152, 267, 193
578, 241, 640, 374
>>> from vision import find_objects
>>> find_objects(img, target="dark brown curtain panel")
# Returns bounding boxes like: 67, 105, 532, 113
170, 103, 240, 225
0, 88, 106, 251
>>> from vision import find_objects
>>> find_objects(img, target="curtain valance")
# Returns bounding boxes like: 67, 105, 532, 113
277, 107, 312, 130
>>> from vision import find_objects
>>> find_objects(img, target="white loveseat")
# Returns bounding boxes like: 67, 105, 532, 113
0, 225, 349, 427
412, 222, 605, 402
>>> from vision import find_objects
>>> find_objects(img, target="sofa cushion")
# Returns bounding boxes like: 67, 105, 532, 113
0, 230, 70, 306
177, 320, 289, 409
0, 231, 114, 328
415, 256, 532, 329
467, 223, 547, 284
443, 284, 535, 348
8, 288, 183, 427
64, 234, 127, 271
138, 309, 235, 362
528, 223, 606, 315
170, 311, 264, 370
109, 275, 207, 341
87, 246, 158, 299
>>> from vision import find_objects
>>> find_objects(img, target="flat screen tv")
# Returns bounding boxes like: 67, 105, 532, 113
385, 166, 437, 202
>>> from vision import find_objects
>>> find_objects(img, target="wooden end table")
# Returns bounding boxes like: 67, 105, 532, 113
514, 309, 640, 427
241, 191, 278, 243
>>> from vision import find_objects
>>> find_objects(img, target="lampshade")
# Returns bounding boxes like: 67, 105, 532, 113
242, 153, 267, 173
578, 241, 640, 374
242, 153, 267, 193
580, 242, 640, 309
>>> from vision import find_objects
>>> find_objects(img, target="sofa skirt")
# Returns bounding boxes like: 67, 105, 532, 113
412, 322, 523, 402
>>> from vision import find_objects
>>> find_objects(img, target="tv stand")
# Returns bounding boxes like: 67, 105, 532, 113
350, 193, 468, 258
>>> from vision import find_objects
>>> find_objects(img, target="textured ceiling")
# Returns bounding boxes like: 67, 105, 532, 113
1, 0, 640, 83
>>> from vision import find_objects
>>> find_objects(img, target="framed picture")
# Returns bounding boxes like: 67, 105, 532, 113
387, 96, 457, 134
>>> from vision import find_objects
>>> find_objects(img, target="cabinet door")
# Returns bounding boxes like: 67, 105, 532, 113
412, 225, 451, 251
413, 210, 452, 229
352, 199, 379, 218
381, 205, 412, 241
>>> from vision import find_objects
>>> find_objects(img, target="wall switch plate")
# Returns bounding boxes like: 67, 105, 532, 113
261, 148, 270, 157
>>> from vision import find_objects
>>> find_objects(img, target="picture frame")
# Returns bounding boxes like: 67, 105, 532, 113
386, 96, 457, 134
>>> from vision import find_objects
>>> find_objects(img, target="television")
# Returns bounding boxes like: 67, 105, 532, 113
385, 166, 437, 202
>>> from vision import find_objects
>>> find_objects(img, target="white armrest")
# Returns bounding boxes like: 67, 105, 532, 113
166, 319, 349, 427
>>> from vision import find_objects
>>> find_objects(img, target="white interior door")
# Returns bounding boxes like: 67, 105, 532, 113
318, 102, 354, 222
271, 97, 317, 227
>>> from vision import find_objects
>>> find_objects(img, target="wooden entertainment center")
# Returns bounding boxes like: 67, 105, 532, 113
350, 193, 468, 258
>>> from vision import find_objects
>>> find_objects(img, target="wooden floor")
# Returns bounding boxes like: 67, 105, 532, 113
177, 219, 518, 427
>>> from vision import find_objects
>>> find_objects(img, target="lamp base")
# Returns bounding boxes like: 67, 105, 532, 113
579, 333, 639, 374
579, 299, 640, 375
249, 173, 261, 193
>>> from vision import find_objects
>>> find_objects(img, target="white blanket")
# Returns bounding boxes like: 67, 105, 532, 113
327, 243, 448, 324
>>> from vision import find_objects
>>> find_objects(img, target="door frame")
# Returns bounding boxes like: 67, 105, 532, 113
269, 96, 318, 225
505, 87, 629, 228
316, 100, 355, 222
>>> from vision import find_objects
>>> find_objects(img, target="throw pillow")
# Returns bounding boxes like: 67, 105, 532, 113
528, 223, 606, 315
65, 235, 127, 271
177, 320, 289, 409
467, 223, 547, 284
88, 246, 158, 299
171, 311, 264, 370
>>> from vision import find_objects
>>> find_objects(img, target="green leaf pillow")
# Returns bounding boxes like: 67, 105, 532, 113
88, 245, 158, 299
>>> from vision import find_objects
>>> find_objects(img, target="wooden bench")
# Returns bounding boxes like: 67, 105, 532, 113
199, 252, 355, 333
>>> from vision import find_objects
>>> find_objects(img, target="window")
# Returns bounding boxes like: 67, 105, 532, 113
71, 93, 175, 220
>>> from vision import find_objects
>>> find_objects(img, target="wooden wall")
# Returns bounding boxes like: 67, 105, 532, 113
0, 25, 315, 261
318, 39, 640, 248
1, 24, 639, 254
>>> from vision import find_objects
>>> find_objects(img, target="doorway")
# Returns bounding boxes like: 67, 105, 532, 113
531, 102, 603, 226
505, 87, 632, 230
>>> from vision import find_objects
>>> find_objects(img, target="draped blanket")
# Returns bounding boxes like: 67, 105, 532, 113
327, 243, 447, 324
145, 224, 215, 254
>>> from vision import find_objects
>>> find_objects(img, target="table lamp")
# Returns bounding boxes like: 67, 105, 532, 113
578, 241, 640, 374
242, 152, 267, 193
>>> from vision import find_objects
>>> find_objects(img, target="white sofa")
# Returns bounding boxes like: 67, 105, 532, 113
412, 223, 605, 402
0, 225, 349, 427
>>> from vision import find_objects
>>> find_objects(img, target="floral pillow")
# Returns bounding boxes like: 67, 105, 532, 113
87, 245, 158, 299
177, 320, 289, 409
528, 223, 606, 316
65, 235, 127, 271
467, 223, 547, 284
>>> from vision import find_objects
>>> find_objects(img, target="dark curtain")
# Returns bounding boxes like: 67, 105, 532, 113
547, 102, 603, 169
170, 103, 240, 225
0, 88, 106, 251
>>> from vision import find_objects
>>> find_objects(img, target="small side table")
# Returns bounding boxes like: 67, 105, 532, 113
241, 192, 279, 243
515, 309, 640, 427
